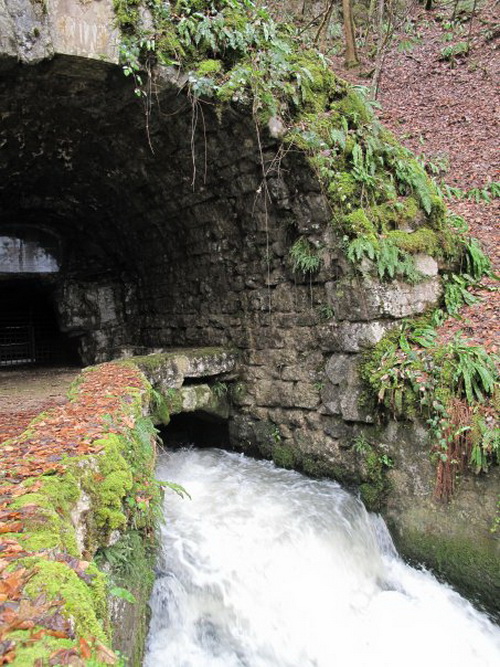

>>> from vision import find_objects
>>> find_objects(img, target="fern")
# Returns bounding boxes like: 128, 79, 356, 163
158, 480, 191, 499
329, 127, 347, 150
443, 274, 478, 316
450, 338, 499, 404
488, 181, 500, 198
470, 416, 500, 473
440, 183, 465, 200
439, 41, 469, 61
463, 237, 492, 279
351, 142, 377, 188
290, 237, 322, 274
406, 323, 437, 348
393, 159, 433, 215
347, 237, 421, 282
376, 239, 400, 279
347, 236, 377, 263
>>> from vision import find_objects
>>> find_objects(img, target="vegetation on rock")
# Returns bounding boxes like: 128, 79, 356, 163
111, 1, 499, 499
0, 363, 164, 665
113, 0, 483, 281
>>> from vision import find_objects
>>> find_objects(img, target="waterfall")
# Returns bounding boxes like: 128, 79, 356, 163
144, 448, 500, 666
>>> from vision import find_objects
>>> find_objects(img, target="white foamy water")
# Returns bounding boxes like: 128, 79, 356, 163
144, 448, 500, 667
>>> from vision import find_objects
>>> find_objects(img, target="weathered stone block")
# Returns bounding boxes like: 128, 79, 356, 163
254, 380, 319, 409
336, 320, 399, 352
323, 354, 374, 423
326, 276, 442, 321
414, 253, 439, 277
0, 0, 119, 64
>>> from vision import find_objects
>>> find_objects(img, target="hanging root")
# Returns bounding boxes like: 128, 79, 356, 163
434, 398, 473, 502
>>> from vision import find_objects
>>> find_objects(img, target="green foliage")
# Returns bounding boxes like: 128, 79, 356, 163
470, 414, 499, 474
112, 0, 478, 289
317, 304, 334, 320
390, 156, 434, 215
158, 479, 191, 499
290, 237, 322, 274
439, 41, 469, 61
347, 236, 421, 282
353, 433, 370, 455
96, 531, 141, 577
450, 338, 498, 404
353, 435, 393, 511
213, 381, 228, 397
347, 235, 377, 263
462, 237, 492, 279
362, 321, 499, 481
466, 181, 500, 203
110, 585, 137, 604
443, 274, 478, 316
440, 181, 500, 203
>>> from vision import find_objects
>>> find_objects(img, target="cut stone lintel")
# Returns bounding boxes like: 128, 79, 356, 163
130, 347, 239, 391
0, 0, 119, 64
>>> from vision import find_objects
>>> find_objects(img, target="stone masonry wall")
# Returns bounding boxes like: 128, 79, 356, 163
1, 0, 497, 617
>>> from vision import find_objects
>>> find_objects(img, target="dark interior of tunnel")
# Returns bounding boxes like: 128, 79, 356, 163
159, 412, 231, 450
0, 279, 80, 367
1, 55, 314, 366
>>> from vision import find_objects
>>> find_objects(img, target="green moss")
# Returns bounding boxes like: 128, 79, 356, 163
15, 499, 77, 554
24, 560, 108, 642
163, 388, 183, 415
196, 58, 223, 76
288, 52, 340, 114
356, 446, 393, 512
113, 0, 141, 33
395, 528, 500, 621
387, 228, 439, 255
370, 197, 420, 231
272, 444, 297, 469
334, 90, 373, 125
149, 389, 171, 425
300, 454, 359, 487
87, 435, 134, 536
0, 363, 161, 665
8, 632, 75, 667
342, 208, 378, 239
327, 172, 359, 205
429, 194, 447, 227
11, 474, 82, 555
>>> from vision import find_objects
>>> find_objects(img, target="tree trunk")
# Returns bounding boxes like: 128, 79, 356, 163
342, 0, 359, 67
371, 0, 386, 98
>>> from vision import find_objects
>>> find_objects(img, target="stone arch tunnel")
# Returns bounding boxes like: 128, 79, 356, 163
0, 4, 442, 474
1, 0, 498, 622
0, 53, 326, 367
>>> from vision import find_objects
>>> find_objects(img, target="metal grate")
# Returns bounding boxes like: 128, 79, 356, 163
0, 311, 35, 366
0, 304, 74, 367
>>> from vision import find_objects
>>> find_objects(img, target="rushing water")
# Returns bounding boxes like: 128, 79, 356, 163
144, 448, 500, 667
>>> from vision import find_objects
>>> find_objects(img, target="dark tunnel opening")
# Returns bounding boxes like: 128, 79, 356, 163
159, 412, 231, 450
0, 279, 81, 368
0, 55, 316, 367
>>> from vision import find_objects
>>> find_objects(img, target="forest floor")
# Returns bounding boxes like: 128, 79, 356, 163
331, 2, 499, 354
0, 367, 79, 444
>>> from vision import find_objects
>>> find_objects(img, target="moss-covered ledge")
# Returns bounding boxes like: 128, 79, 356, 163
129, 346, 238, 392
0, 363, 161, 666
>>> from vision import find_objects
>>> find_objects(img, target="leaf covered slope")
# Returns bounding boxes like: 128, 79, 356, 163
0, 363, 160, 665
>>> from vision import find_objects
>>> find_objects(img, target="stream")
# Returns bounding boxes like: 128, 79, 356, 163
144, 448, 500, 666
